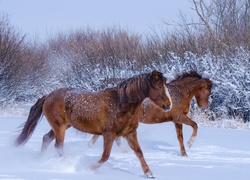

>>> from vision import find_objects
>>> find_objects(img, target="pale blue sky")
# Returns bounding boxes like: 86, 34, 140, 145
0, 0, 196, 40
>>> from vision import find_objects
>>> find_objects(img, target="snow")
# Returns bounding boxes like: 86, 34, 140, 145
0, 107, 250, 180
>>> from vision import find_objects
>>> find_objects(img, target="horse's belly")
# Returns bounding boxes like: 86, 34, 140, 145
115, 121, 139, 136
70, 116, 103, 134
111, 110, 140, 136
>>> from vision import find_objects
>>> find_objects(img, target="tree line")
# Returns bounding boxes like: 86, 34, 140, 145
0, 0, 249, 122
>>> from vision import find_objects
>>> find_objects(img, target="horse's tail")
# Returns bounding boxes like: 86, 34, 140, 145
15, 96, 46, 146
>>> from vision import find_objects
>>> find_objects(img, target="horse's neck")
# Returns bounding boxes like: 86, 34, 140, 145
170, 78, 202, 100
118, 96, 144, 113
183, 78, 203, 98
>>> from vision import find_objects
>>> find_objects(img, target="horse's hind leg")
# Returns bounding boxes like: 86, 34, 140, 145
124, 130, 153, 178
44, 114, 68, 157
53, 125, 68, 157
41, 127, 66, 157
41, 129, 55, 154
41, 125, 70, 156
174, 123, 187, 157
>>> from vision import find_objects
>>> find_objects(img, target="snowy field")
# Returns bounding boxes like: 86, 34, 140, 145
0, 107, 250, 180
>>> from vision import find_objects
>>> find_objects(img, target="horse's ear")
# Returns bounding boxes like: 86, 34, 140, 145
201, 79, 212, 88
205, 79, 213, 88
200, 79, 207, 87
150, 70, 160, 81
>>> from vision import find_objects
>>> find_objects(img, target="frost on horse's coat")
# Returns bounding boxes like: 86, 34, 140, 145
15, 70, 171, 178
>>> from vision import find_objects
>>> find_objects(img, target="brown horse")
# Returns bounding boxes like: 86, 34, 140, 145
15, 70, 171, 178
89, 71, 212, 157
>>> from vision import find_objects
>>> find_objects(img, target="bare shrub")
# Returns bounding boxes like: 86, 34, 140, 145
0, 14, 48, 104
46, 27, 148, 89
159, 0, 250, 56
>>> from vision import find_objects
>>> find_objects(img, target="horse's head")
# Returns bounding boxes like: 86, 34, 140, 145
148, 70, 171, 111
195, 79, 213, 108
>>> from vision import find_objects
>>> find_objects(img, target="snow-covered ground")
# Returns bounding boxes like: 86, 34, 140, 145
0, 108, 250, 180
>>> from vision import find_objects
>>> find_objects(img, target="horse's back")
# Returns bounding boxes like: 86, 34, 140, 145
43, 87, 118, 134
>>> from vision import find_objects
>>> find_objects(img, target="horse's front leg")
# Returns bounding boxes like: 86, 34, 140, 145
175, 114, 198, 149
124, 130, 154, 178
90, 132, 116, 170
174, 123, 187, 156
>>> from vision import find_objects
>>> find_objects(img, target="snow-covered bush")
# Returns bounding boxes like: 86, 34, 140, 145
0, 12, 249, 124
40, 47, 250, 123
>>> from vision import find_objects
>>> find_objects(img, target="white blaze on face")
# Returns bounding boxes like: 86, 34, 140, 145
164, 84, 172, 111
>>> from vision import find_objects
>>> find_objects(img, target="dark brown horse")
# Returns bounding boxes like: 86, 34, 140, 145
89, 71, 212, 156
15, 70, 171, 178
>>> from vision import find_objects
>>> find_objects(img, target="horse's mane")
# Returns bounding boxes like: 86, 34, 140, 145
170, 70, 202, 83
117, 73, 152, 104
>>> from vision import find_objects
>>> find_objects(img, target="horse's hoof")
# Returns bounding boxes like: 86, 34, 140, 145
88, 142, 94, 148
187, 141, 192, 148
187, 136, 196, 148
181, 153, 188, 157
89, 162, 101, 170
145, 172, 155, 178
